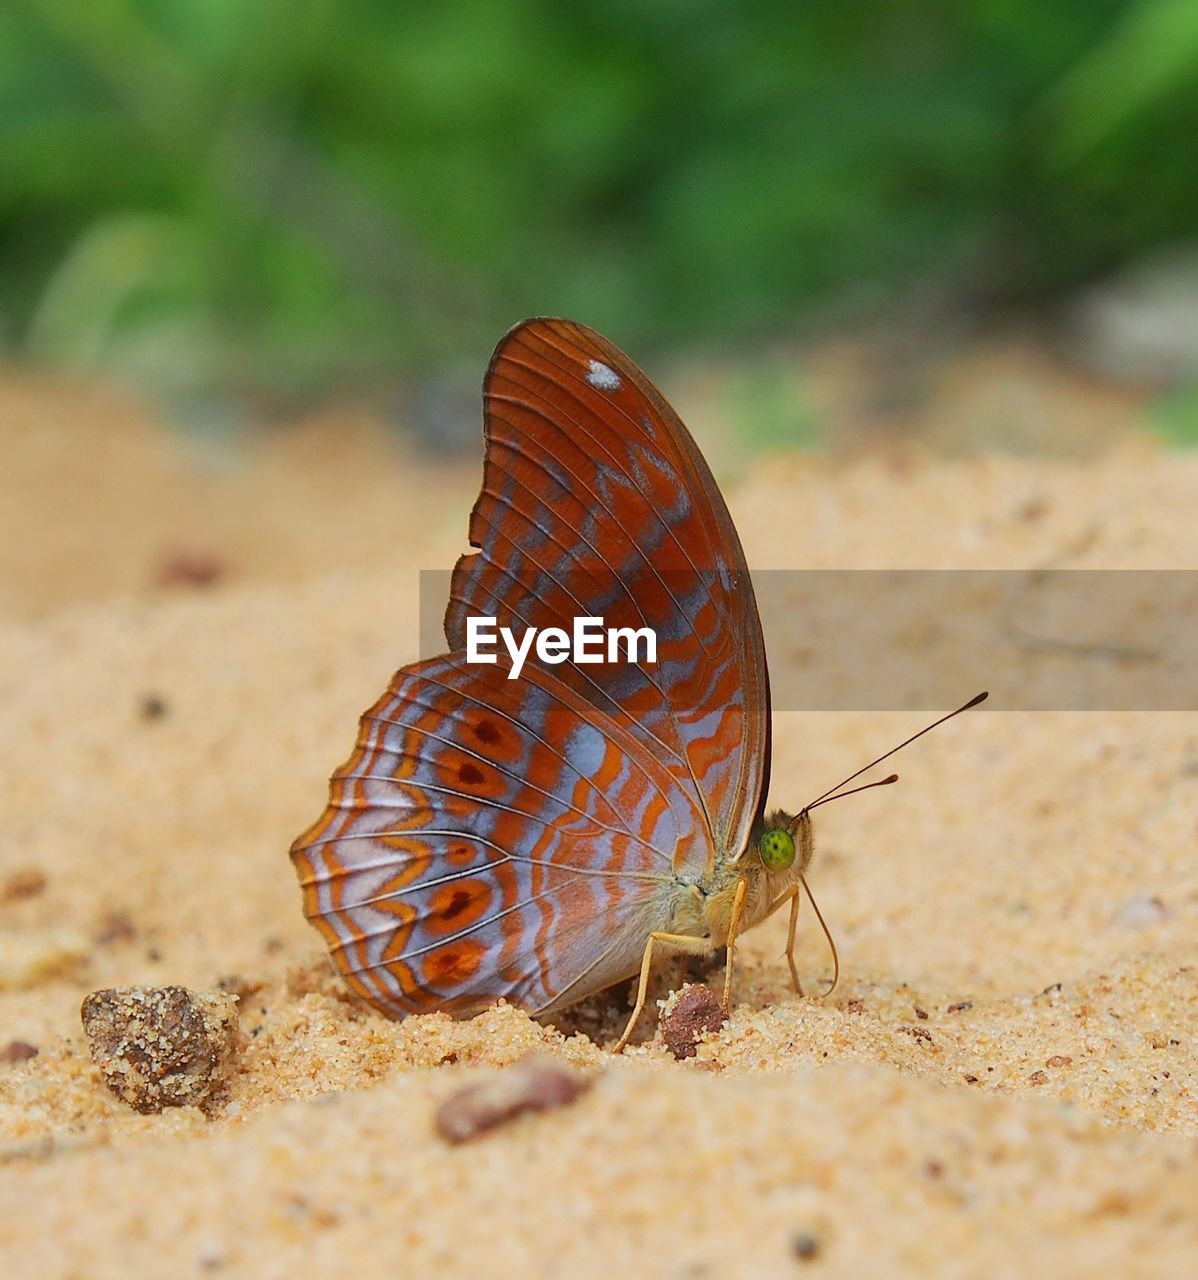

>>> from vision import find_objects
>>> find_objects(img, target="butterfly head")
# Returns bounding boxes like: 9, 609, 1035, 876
755, 809, 813, 880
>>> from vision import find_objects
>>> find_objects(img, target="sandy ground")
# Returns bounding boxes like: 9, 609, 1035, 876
0, 362, 1195, 1278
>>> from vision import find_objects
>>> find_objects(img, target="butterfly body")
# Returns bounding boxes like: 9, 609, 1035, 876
291, 317, 819, 1045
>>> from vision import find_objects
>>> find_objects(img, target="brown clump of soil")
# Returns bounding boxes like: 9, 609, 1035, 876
80, 985, 239, 1114
659, 983, 729, 1059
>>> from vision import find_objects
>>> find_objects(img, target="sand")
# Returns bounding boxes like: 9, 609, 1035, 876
0, 365, 1195, 1278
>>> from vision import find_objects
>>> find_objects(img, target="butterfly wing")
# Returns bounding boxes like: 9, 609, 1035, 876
291, 653, 708, 1017
445, 318, 770, 861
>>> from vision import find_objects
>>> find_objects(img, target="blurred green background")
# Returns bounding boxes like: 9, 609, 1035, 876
2, 0, 1197, 435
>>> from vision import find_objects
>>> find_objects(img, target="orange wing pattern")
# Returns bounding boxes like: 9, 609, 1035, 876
446, 319, 770, 859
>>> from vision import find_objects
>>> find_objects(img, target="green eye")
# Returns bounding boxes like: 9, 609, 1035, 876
759, 827, 795, 872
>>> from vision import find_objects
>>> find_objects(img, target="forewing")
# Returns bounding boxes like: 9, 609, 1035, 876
290, 653, 707, 1018
445, 317, 770, 858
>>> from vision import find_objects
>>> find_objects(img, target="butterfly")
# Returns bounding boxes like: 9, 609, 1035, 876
290, 318, 984, 1051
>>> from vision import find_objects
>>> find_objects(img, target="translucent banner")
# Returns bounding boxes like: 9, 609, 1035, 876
419, 569, 1198, 710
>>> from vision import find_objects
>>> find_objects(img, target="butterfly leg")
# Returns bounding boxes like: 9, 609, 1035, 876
721, 877, 749, 1011
777, 879, 840, 1000
755, 884, 806, 995
782, 887, 804, 996
612, 931, 715, 1054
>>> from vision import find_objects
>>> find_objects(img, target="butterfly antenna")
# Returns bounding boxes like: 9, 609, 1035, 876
800, 874, 840, 998
803, 691, 988, 812
805, 774, 898, 813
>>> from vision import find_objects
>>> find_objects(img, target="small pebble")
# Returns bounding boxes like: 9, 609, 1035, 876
0, 1040, 39, 1064
155, 548, 224, 589
791, 1232, 821, 1261
434, 1053, 592, 1144
81, 984, 239, 1114
2, 869, 47, 902
139, 693, 169, 722
93, 910, 137, 946
1018, 495, 1050, 522
660, 984, 728, 1060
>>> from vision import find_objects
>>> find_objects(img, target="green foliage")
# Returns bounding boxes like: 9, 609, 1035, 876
718, 356, 821, 456
1153, 381, 1198, 448
2, 0, 1197, 398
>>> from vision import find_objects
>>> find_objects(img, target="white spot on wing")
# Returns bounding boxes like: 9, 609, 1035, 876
565, 722, 606, 776
586, 359, 621, 392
